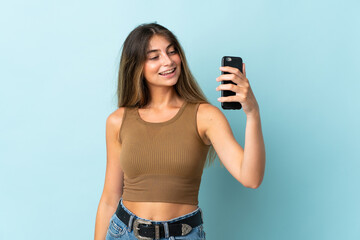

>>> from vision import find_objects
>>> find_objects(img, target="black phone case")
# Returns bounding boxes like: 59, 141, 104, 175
221, 56, 243, 110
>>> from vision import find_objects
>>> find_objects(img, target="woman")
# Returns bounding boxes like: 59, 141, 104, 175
94, 23, 265, 240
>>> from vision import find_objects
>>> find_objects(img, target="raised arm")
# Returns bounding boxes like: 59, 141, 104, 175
202, 63, 265, 188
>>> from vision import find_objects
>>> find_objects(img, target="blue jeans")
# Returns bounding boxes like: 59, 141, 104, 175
106, 197, 206, 240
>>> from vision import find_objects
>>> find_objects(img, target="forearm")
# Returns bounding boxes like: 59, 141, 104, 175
94, 197, 119, 240
240, 110, 266, 188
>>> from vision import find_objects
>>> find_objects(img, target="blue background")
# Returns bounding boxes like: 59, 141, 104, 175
1, 0, 359, 239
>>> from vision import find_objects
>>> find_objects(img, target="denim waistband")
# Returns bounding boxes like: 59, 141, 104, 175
119, 197, 203, 225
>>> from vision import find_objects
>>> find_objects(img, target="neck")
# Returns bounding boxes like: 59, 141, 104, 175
145, 87, 183, 110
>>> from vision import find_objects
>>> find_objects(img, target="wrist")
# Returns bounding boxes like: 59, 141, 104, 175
246, 108, 260, 119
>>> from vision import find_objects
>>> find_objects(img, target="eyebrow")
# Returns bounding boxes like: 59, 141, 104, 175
146, 43, 174, 55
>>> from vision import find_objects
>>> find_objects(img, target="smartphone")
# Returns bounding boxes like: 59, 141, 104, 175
221, 56, 243, 110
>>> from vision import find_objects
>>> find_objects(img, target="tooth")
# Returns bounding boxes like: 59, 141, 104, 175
161, 68, 174, 75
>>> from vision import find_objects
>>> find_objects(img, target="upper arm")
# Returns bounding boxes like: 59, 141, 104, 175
200, 103, 245, 185
101, 107, 125, 207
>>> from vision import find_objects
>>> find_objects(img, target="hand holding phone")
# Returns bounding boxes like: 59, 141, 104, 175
220, 56, 243, 110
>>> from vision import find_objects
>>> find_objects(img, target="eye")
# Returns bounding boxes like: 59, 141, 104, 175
149, 56, 159, 60
168, 50, 177, 55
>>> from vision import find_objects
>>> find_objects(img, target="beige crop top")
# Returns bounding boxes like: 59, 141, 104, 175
119, 101, 210, 205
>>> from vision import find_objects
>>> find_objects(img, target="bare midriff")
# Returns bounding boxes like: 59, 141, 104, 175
122, 200, 198, 221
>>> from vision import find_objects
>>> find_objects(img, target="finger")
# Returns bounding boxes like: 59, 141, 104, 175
216, 83, 242, 92
243, 63, 246, 77
216, 73, 239, 82
217, 95, 240, 102
219, 66, 243, 77
216, 74, 246, 86
216, 80, 249, 90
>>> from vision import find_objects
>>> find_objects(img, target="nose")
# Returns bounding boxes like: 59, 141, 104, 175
161, 52, 173, 66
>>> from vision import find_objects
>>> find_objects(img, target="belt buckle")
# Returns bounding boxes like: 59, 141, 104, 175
181, 223, 192, 235
133, 218, 153, 240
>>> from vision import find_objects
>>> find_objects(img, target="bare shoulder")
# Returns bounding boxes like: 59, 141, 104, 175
106, 107, 126, 138
197, 103, 225, 145
197, 102, 225, 124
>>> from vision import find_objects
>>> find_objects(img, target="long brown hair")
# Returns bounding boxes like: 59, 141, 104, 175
117, 22, 218, 168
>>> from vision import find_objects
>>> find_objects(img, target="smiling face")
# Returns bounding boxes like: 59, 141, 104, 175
143, 35, 182, 88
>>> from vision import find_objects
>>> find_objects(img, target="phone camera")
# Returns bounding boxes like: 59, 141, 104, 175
226, 57, 232, 62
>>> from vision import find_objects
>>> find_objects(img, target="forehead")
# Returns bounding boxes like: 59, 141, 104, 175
147, 35, 173, 50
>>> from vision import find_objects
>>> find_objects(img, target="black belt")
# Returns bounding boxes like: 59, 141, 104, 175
115, 201, 203, 239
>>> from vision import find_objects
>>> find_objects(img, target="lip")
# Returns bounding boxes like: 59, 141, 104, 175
158, 67, 177, 78
159, 67, 176, 75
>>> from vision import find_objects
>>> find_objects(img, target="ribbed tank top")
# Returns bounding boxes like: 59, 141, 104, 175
119, 101, 210, 205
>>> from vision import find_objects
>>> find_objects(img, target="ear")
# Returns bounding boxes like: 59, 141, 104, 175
243, 63, 246, 77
